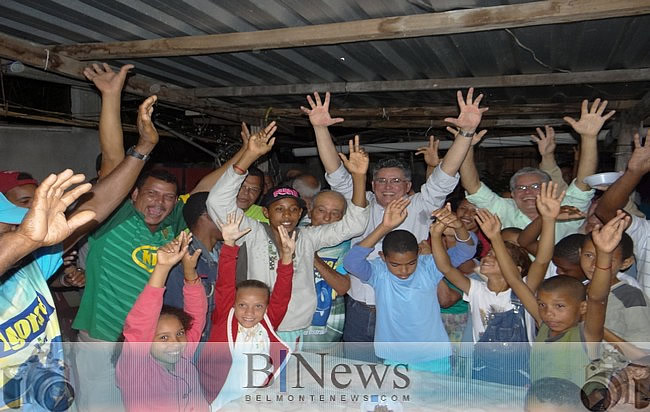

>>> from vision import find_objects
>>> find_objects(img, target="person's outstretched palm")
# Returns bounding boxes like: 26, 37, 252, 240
300, 92, 344, 127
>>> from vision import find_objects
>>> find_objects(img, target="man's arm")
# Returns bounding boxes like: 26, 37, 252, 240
63, 96, 159, 251
84, 63, 133, 178
595, 131, 650, 223
564, 99, 615, 191
459, 146, 481, 195
441, 88, 488, 176
301, 92, 345, 174
314, 254, 350, 295
189, 122, 251, 194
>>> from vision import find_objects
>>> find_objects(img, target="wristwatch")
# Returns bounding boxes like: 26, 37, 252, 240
126, 146, 150, 161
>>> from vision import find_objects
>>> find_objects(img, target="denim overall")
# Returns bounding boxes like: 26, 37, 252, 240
472, 292, 530, 386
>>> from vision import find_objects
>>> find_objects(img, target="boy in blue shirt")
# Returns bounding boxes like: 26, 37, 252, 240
343, 197, 476, 373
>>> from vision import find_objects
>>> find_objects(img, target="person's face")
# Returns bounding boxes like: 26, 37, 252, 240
263, 198, 303, 233
234, 287, 269, 328
309, 192, 345, 226
537, 289, 585, 336
511, 174, 544, 217
150, 314, 187, 370
552, 256, 587, 282
263, 175, 274, 195
580, 238, 633, 281
132, 177, 177, 230
5, 184, 37, 208
479, 249, 503, 277
372, 168, 412, 207
236, 175, 263, 210
380, 250, 418, 280
456, 199, 479, 232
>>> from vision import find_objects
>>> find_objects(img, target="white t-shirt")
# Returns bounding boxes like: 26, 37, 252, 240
627, 216, 650, 297
463, 278, 515, 343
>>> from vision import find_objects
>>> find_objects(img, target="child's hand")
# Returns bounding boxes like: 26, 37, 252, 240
381, 197, 410, 229
338, 135, 369, 176
217, 212, 251, 246
278, 225, 296, 264
557, 205, 585, 221
156, 231, 190, 268
181, 246, 202, 283
246, 122, 277, 157
474, 209, 502, 240
535, 182, 566, 220
591, 210, 631, 254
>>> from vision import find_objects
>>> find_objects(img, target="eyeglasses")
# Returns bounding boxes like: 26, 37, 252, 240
374, 178, 409, 185
513, 183, 542, 192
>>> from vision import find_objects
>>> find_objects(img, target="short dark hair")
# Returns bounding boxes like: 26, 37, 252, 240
136, 169, 178, 192
504, 241, 531, 277
236, 279, 271, 301
248, 166, 264, 180
585, 231, 634, 260
539, 275, 587, 302
525, 377, 583, 409
182, 192, 208, 229
372, 158, 411, 181
382, 229, 418, 256
554, 234, 586, 264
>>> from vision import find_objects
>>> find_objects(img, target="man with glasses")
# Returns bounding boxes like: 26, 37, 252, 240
460, 99, 615, 240
301, 89, 488, 359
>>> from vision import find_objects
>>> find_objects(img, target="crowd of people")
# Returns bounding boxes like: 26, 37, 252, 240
1, 63, 650, 412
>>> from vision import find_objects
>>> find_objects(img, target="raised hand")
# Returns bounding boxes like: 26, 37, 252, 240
137, 95, 159, 149
240, 122, 250, 148
535, 182, 565, 220
446, 126, 487, 146
431, 203, 463, 230
563, 99, 615, 138
338, 135, 369, 176
531, 126, 557, 157
591, 210, 630, 254
415, 136, 441, 168
217, 211, 251, 246
181, 245, 202, 282
444, 87, 489, 133
300, 91, 344, 128
627, 130, 650, 175
278, 224, 297, 263
16, 170, 94, 248
557, 205, 585, 221
156, 231, 190, 267
381, 197, 411, 229
83, 63, 133, 95
246, 121, 278, 157
474, 209, 502, 240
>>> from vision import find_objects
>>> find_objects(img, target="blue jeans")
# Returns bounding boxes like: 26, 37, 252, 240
342, 296, 380, 363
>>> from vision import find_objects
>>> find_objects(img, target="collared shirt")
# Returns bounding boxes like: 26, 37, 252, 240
326, 163, 459, 305
73, 200, 186, 341
466, 180, 594, 242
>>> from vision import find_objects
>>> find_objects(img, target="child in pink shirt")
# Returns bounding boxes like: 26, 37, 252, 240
116, 231, 209, 412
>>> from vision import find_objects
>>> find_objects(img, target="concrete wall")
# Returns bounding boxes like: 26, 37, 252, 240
0, 125, 100, 182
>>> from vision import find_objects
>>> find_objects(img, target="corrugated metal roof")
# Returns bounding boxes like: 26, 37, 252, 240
1, 0, 649, 146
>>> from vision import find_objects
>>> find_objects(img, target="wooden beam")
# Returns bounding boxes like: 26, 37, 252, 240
53, 0, 650, 60
238, 101, 638, 119
191, 69, 650, 97
0, 33, 251, 124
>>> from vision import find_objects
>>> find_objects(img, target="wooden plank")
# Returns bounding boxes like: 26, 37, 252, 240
53, 0, 650, 60
191, 69, 650, 97
0, 33, 251, 124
